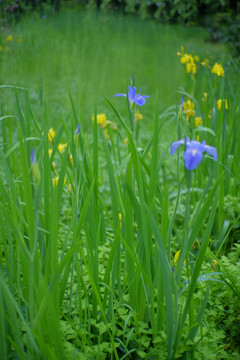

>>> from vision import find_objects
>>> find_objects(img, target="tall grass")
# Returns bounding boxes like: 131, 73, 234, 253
1, 59, 240, 358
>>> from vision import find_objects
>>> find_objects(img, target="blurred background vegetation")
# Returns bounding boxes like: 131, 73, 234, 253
1, 0, 240, 59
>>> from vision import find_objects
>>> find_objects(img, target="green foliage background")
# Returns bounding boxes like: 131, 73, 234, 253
1, 0, 240, 58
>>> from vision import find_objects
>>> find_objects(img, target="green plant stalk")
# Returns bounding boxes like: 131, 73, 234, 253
146, 207, 175, 359
215, 76, 225, 235
102, 132, 122, 322
173, 187, 219, 359
124, 156, 137, 310
148, 94, 159, 207
18, 123, 37, 326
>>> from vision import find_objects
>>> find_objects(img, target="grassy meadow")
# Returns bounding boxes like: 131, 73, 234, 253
0, 8, 240, 360
0, 10, 228, 129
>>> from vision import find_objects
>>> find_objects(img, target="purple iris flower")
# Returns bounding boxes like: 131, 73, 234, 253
180, 95, 184, 110
114, 85, 149, 107
170, 137, 217, 170
30, 148, 37, 165
75, 122, 81, 135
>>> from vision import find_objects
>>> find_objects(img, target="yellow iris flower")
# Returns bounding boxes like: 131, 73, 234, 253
211, 63, 224, 77
180, 51, 197, 75
92, 113, 107, 127
180, 54, 190, 64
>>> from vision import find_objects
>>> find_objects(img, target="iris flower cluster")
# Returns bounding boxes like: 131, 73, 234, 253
114, 80, 217, 171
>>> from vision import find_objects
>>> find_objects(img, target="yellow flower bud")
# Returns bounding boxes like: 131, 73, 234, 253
58, 143, 67, 153
217, 99, 222, 111
213, 259, 218, 266
224, 99, 228, 110
192, 63, 197, 75
68, 154, 73, 164
194, 116, 203, 127
174, 250, 180, 264
48, 128, 55, 143
119, 212, 122, 229
52, 176, 59, 187
48, 148, 53, 158
135, 109, 143, 122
